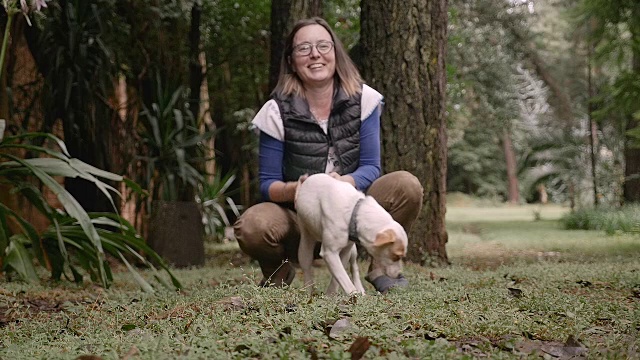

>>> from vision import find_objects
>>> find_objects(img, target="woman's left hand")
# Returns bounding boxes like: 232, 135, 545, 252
328, 172, 355, 187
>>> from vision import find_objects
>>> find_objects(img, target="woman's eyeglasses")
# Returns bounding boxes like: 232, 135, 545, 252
293, 41, 334, 56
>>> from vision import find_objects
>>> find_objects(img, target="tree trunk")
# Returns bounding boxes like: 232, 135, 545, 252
587, 32, 599, 207
188, 1, 203, 120
623, 6, 640, 203
361, 0, 449, 266
268, 0, 323, 94
623, 54, 640, 203
501, 129, 519, 204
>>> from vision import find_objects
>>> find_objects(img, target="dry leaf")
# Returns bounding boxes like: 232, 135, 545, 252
217, 296, 245, 311
329, 318, 352, 339
507, 288, 524, 298
348, 337, 371, 360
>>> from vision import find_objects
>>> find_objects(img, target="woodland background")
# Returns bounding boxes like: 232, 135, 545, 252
1, 0, 639, 283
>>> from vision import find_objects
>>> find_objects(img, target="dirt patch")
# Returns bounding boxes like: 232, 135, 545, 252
457, 241, 561, 271
0, 287, 104, 326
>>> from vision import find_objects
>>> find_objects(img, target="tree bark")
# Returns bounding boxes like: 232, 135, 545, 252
361, 0, 449, 266
268, 0, 323, 94
501, 129, 519, 204
587, 21, 599, 207
188, 1, 203, 120
623, 49, 640, 203
622, 5, 640, 203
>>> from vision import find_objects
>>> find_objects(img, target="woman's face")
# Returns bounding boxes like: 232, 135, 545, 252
290, 24, 336, 88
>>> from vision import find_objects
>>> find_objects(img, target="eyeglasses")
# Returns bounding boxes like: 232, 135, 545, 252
292, 41, 334, 56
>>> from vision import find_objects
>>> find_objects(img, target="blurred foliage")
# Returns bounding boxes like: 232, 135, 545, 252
563, 204, 640, 235
0, 131, 180, 290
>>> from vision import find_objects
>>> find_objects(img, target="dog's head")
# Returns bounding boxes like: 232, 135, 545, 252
370, 223, 408, 278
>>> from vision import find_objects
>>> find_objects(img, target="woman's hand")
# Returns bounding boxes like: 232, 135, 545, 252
328, 172, 355, 187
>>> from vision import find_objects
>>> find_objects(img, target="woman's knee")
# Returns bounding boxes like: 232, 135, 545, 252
233, 202, 298, 258
368, 171, 424, 230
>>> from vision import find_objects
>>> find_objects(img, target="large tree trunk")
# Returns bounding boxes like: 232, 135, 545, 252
268, 0, 323, 94
501, 129, 519, 204
361, 0, 449, 266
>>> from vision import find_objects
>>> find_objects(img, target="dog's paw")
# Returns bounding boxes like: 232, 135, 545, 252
365, 274, 408, 294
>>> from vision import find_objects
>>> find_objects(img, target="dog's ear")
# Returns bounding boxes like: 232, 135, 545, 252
392, 240, 406, 257
374, 229, 397, 247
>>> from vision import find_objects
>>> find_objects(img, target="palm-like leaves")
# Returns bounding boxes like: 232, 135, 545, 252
136, 78, 216, 206
0, 131, 181, 291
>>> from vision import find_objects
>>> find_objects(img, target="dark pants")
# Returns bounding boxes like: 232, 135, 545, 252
233, 171, 424, 286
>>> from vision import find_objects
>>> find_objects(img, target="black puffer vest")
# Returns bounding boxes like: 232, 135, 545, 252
274, 86, 362, 181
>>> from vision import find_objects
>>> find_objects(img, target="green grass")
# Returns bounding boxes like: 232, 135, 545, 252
1, 205, 639, 359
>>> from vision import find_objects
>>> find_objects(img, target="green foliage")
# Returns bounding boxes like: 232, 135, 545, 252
0, 131, 180, 291
518, 131, 584, 204
35, 0, 117, 141
135, 77, 215, 205
447, 0, 528, 200
201, 0, 271, 113
562, 205, 640, 235
324, 0, 361, 50
198, 171, 241, 240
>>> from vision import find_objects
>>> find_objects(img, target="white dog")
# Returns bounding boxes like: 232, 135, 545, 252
295, 173, 408, 295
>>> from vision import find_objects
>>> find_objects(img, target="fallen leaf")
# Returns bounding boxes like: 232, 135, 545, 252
508, 288, 524, 298
348, 337, 371, 360
329, 318, 352, 339
576, 280, 592, 287
121, 324, 137, 331
565, 334, 582, 348
217, 296, 245, 311
121, 346, 139, 360
307, 345, 319, 360
279, 326, 292, 339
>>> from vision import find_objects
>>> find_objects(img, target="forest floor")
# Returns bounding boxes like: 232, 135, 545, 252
1, 203, 639, 359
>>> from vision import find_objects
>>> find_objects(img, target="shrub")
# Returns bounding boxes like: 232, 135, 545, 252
562, 205, 640, 235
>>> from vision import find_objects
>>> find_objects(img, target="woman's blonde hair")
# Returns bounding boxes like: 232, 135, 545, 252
272, 17, 363, 98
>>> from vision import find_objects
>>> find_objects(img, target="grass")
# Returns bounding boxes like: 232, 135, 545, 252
1, 204, 639, 359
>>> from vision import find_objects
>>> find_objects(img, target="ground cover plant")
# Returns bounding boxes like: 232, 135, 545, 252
1, 204, 639, 359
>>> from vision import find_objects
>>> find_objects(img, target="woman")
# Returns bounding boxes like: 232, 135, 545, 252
234, 17, 423, 292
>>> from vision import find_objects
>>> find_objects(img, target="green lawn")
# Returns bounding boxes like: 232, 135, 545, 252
1, 205, 639, 359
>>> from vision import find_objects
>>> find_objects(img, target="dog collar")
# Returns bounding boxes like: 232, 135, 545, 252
348, 197, 365, 243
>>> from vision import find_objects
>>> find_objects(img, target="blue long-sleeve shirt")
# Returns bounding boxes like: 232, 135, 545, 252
258, 105, 382, 201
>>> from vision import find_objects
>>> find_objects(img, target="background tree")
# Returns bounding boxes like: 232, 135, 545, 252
360, 0, 449, 266
574, 0, 640, 203
268, 0, 323, 94
24, 0, 120, 213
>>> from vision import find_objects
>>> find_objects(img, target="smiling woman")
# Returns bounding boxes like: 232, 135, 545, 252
232, 17, 424, 293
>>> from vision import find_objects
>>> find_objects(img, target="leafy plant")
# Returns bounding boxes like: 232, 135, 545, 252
198, 171, 241, 241
0, 130, 181, 291
562, 204, 640, 235
135, 77, 216, 208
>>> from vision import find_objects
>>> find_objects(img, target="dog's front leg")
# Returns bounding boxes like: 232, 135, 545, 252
323, 250, 358, 295
326, 245, 353, 295
297, 227, 316, 294
348, 246, 366, 294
